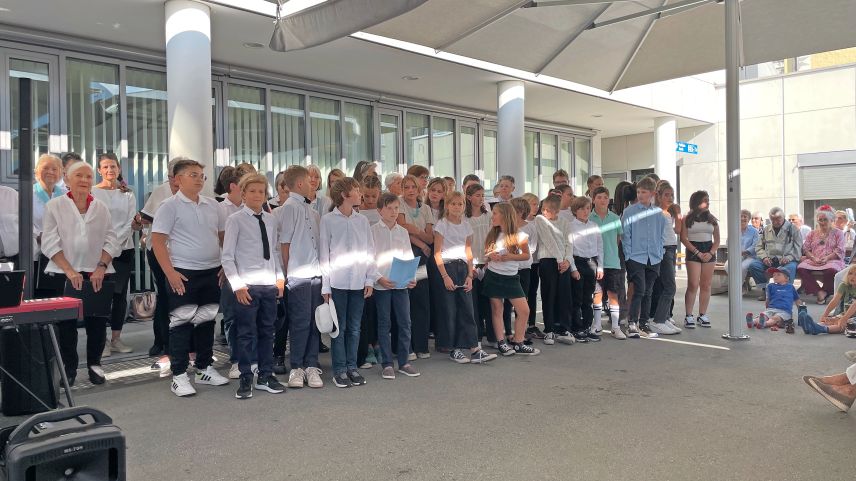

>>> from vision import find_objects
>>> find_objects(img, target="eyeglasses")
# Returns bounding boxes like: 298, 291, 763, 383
179, 172, 207, 181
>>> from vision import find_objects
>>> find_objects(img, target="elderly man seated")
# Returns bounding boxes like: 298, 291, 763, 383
749, 207, 802, 301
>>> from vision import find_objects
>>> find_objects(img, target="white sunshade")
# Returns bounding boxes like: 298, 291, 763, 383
366, 0, 856, 91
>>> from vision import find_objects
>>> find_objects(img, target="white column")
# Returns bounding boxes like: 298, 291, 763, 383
497, 80, 526, 197
165, 0, 214, 184
654, 116, 677, 187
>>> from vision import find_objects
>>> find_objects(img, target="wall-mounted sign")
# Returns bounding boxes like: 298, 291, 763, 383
677, 142, 698, 154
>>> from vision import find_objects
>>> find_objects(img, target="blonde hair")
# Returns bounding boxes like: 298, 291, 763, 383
440, 191, 464, 220
35, 153, 62, 173
485, 203, 521, 255
238, 173, 268, 193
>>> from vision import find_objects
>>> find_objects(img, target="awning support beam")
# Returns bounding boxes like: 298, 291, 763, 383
608, 0, 666, 93
434, 0, 534, 53
563, 0, 716, 30
534, 3, 612, 75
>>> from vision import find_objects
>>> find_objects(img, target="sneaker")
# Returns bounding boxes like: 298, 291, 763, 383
152, 359, 171, 378
398, 364, 421, 377
171, 373, 196, 397
365, 350, 378, 365
306, 367, 324, 388
756, 312, 767, 329
585, 332, 601, 342
319, 341, 330, 353
647, 322, 676, 335
288, 368, 306, 388
273, 356, 287, 375
229, 363, 241, 379
697, 314, 711, 328
525, 326, 546, 339
347, 370, 367, 386
556, 331, 576, 345
333, 372, 351, 388
573, 332, 589, 343
88, 365, 106, 385
359, 362, 373, 369
684, 315, 696, 329
101, 343, 111, 358
407, 352, 417, 361
846, 320, 856, 338
498, 341, 516, 356
236, 375, 253, 399
450, 349, 470, 364
665, 319, 682, 333
382, 366, 396, 379
785, 321, 795, 334
639, 324, 660, 338
513, 343, 541, 355
612, 326, 627, 340
469, 349, 497, 364
805, 377, 856, 412
196, 366, 229, 386
746, 313, 754, 329
255, 375, 286, 394
543, 332, 556, 345
110, 339, 133, 353
417, 352, 431, 359
627, 322, 641, 338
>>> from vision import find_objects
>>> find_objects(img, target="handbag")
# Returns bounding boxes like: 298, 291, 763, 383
129, 291, 156, 321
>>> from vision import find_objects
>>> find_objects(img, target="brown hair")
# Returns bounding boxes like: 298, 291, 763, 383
541, 194, 561, 213
406, 164, 429, 179
283, 165, 310, 190
441, 191, 465, 221
327, 168, 345, 191
553, 169, 569, 181
465, 183, 487, 218
485, 203, 521, 255
172, 158, 205, 177
235, 162, 257, 178
591, 186, 610, 199
426, 177, 447, 211
329, 177, 361, 209
400, 175, 422, 207
570, 195, 591, 214
361, 174, 382, 192
685, 190, 717, 228
636, 177, 657, 192
509, 197, 530, 220
378, 192, 400, 210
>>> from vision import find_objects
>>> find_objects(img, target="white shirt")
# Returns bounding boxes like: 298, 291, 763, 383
277, 193, 322, 279
140, 182, 175, 252
360, 207, 381, 226
221, 207, 284, 290
519, 220, 538, 269
686, 220, 715, 242
568, 217, 603, 272
0, 186, 19, 257
663, 211, 679, 246
399, 198, 433, 231
314, 196, 332, 217
219, 196, 242, 218
319, 207, 376, 295
434, 218, 474, 262
371, 220, 414, 290
41, 195, 120, 274
487, 232, 529, 276
33, 182, 67, 258
467, 212, 491, 264
92, 187, 137, 251
534, 215, 573, 263
151, 191, 225, 270
558, 209, 574, 225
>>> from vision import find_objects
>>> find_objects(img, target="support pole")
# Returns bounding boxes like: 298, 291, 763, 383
497, 81, 526, 197
18, 78, 33, 299
722, 0, 748, 341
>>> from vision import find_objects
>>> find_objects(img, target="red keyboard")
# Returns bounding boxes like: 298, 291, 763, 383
0, 298, 83, 326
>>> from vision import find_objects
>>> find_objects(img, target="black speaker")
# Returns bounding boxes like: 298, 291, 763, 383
0, 326, 59, 416
0, 406, 125, 481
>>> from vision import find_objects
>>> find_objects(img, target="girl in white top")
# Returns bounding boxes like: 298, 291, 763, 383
320, 177, 375, 387
483, 203, 539, 356
434, 192, 496, 364
465, 184, 492, 342
316, 168, 343, 216
680, 190, 720, 329
92, 153, 139, 355
358, 175, 382, 226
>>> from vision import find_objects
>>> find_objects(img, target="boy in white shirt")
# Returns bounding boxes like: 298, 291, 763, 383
535, 194, 576, 346
222, 174, 286, 399
567, 196, 604, 343
218, 169, 243, 378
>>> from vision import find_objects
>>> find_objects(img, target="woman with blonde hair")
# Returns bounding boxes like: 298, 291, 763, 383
33, 153, 68, 298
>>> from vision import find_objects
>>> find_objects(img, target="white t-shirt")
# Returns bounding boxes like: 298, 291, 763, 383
434, 217, 473, 262
151, 191, 226, 270
467, 212, 491, 265
91, 187, 137, 251
519, 221, 538, 269
487, 232, 529, 276
360, 208, 381, 226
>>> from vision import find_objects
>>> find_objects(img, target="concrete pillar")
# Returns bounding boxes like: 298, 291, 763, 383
165, 0, 214, 185
497, 80, 526, 197
654, 116, 677, 187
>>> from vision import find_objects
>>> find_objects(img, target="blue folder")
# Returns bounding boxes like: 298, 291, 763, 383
389, 257, 421, 289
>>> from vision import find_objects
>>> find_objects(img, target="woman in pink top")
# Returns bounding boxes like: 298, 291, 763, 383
797, 206, 846, 304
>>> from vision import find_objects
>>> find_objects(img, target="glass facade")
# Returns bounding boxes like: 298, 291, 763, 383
482, 129, 497, 189
9, 59, 50, 178
405, 112, 429, 167
575, 138, 591, 195
309, 96, 340, 174
524, 130, 538, 196
540, 134, 557, 197
125, 68, 168, 204
227, 84, 266, 169
66, 59, 120, 166
431, 116, 454, 179
460, 125, 476, 182
379, 113, 400, 173
270, 90, 305, 173
343, 102, 372, 175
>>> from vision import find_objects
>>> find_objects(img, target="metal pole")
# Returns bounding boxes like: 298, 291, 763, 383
722, 0, 748, 341
18, 78, 34, 299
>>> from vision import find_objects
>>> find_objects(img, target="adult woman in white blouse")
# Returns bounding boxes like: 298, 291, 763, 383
41, 161, 120, 385
33, 153, 68, 297
92, 153, 139, 356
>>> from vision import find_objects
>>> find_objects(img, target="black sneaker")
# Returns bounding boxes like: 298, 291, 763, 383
513, 342, 541, 356
846, 320, 856, 338
319, 341, 330, 353
573, 332, 589, 343
469, 349, 497, 364
236, 375, 253, 399
255, 374, 286, 394
450, 349, 470, 364
347, 370, 367, 386
525, 326, 546, 340
333, 372, 351, 388
498, 341, 516, 356
273, 356, 288, 375
586, 332, 601, 342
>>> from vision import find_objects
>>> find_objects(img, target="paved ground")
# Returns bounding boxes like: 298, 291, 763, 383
53, 276, 856, 479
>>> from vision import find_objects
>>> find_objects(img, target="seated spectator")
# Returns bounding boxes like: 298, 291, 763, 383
746, 267, 799, 332
751, 212, 764, 231
749, 207, 802, 300
384, 172, 403, 196
803, 367, 856, 412
725, 209, 758, 288
789, 213, 812, 242
797, 206, 845, 304
835, 210, 855, 263
799, 265, 856, 336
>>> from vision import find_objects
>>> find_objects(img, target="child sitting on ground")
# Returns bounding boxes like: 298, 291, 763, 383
799, 265, 856, 335
746, 267, 800, 333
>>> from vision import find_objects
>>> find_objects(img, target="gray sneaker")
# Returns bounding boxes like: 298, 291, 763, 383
382, 366, 395, 379
556, 331, 576, 345
397, 364, 421, 377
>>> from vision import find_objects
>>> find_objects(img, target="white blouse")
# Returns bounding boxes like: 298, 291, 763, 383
41, 195, 120, 274
467, 212, 492, 265
319, 208, 376, 295
92, 187, 137, 251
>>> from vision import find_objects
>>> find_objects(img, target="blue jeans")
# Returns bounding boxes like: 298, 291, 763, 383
748, 258, 797, 285
233, 285, 277, 378
220, 281, 238, 363
331, 288, 365, 375
374, 289, 412, 368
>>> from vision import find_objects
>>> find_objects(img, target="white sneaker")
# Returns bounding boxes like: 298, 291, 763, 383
305, 367, 324, 388
229, 363, 241, 379
110, 339, 133, 353
171, 373, 196, 397
556, 331, 576, 345
627, 322, 641, 338
543, 332, 556, 345
416, 352, 431, 359
647, 322, 677, 335
195, 366, 229, 386
407, 352, 417, 361
288, 368, 305, 388
101, 342, 111, 358
665, 318, 682, 333
684, 314, 696, 329
612, 326, 627, 340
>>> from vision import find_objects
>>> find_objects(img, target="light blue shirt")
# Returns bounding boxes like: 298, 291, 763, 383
741, 225, 759, 258
621, 203, 666, 265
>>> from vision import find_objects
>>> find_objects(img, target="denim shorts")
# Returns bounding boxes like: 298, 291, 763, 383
687, 241, 715, 263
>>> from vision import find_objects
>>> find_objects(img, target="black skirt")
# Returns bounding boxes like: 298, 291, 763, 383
481, 269, 525, 299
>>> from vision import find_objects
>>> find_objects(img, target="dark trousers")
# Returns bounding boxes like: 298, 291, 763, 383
626, 259, 660, 324
273, 295, 289, 358
146, 249, 171, 354
169, 322, 215, 375
357, 296, 378, 366
471, 273, 493, 341
220, 281, 238, 363
427, 246, 446, 343
233, 285, 277, 378
330, 288, 364, 375
166, 267, 220, 376
502, 267, 531, 335
286, 277, 322, 369
527, 264, 540, 327
570, 257, 597, 333
409, 279, 430, 353
538, 258, 572, 334
56, 315, 107, 381
375, 289, 411, 368
109, 248, 134, 332
652, 246, 677, 323
439, 261, 478, 349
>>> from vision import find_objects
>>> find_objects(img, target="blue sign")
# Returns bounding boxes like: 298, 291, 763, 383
676, 142, 698, 154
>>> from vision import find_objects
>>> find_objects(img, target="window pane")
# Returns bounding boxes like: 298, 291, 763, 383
525, 131, 538, 196
560, 139, 572, 174
540, 134, 557, 198
9, 59, 50, 178
483, 129, 497, 190
432, 116, 454, 179
575, 138, 591, 195
405, 113, 429, 167
271, 90, 305, 174
460, 125, 476, 184
343, 102, 372, 176
126, 68, 168, 208
66, 59, 119, 166
228, 85, 266, 170
309, 97, 340, 175
379, 114, 400, 173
